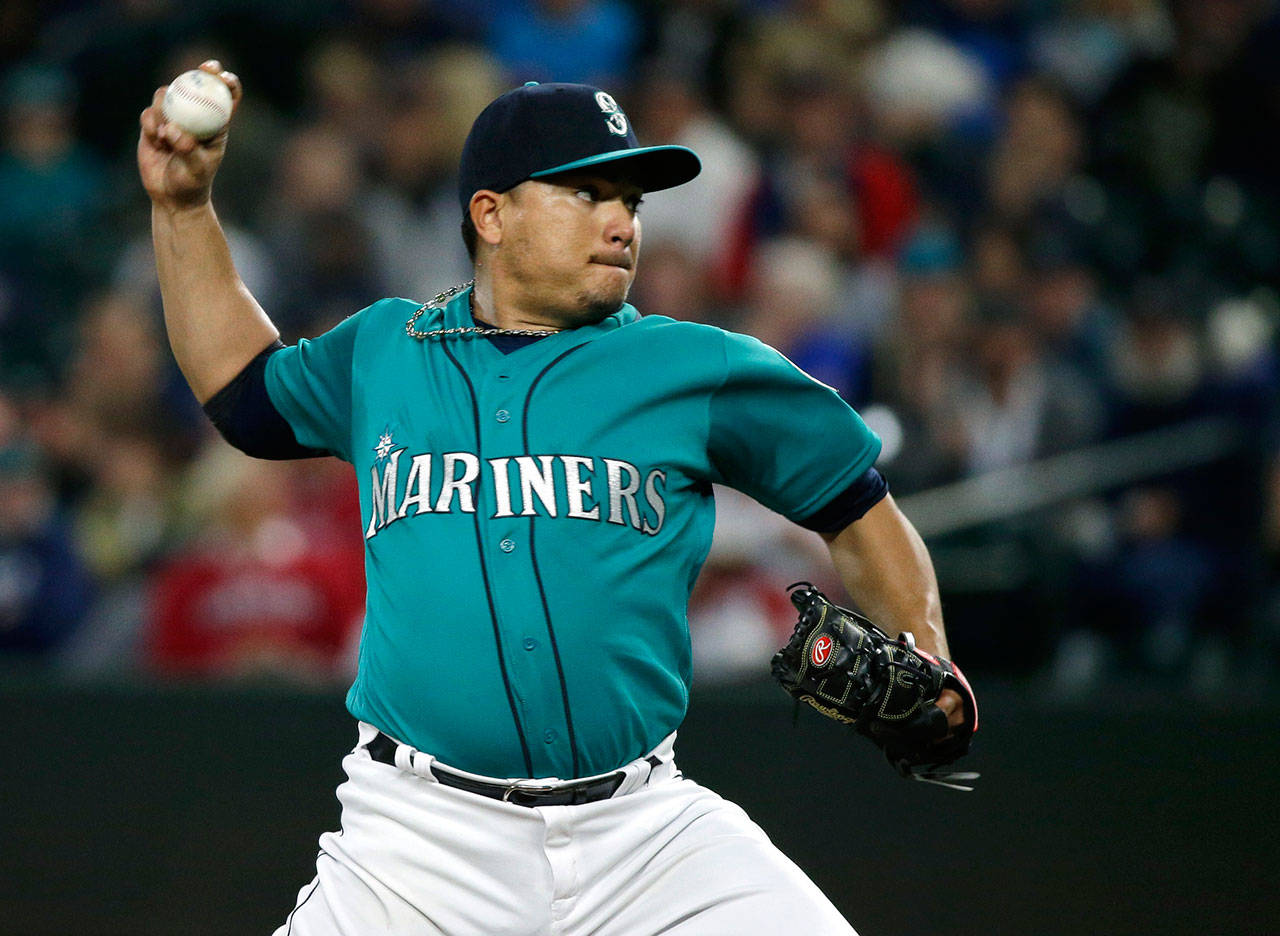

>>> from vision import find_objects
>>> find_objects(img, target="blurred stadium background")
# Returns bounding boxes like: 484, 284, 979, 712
1, 1, 1278, 934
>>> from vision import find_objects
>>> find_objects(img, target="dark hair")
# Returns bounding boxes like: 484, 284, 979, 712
461, 212, 478, 262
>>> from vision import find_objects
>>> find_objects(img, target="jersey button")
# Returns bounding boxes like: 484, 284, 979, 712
495, 409, 510, 423
499, 538, 516, 553
543, 729, 558, 744
523, 637, 538, 651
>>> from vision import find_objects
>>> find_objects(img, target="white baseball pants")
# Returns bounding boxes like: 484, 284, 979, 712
273, 722, 856, 935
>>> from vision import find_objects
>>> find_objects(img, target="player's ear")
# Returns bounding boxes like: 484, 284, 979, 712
469, 191, 504, 250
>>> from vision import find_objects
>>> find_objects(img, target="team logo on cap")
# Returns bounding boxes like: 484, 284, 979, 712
811, 634, 834, 667
595, 91, 629, 137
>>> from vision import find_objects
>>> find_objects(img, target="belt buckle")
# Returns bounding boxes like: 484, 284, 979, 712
502, 781, 561, 804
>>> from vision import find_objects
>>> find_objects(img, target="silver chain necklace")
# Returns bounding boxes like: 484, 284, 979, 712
404, 281, 559, 340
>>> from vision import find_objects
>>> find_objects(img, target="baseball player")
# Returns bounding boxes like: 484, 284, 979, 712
138, 62, 972, 935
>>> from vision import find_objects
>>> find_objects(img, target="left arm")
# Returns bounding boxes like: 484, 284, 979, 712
819, 492, 964, 730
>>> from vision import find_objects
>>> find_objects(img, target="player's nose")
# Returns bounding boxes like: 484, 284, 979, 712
602, 201, 636, 248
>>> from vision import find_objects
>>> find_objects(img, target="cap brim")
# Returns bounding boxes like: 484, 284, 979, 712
529, 144, 701, 193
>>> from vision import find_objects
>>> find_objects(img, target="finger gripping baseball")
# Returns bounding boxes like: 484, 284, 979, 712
771, 583, 979, 791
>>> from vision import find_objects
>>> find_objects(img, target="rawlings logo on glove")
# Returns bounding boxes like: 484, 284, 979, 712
771, 583, 979, 791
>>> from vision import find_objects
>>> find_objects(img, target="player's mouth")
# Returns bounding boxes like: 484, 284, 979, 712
590, 254, 633, 270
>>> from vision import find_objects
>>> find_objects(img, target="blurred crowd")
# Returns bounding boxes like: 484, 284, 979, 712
2, 0, 1280, 693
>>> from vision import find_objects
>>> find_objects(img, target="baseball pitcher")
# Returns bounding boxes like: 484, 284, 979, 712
138, 62, 977, 935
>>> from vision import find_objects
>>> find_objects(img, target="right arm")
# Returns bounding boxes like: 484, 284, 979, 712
137, 61, 277, 404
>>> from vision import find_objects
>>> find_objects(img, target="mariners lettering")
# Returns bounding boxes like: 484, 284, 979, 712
436, 453, 480, 513
366, 449, 403, 538
397, 454, 434, 518
602, 458, 641, 527
366, 451, 668, 540
515, 455, 558, 518
489, 457, 514, 518
562, 455, 600, 520
642, 470, 667, 536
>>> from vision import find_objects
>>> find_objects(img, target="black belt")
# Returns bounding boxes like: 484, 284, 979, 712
365, 732, 663, 807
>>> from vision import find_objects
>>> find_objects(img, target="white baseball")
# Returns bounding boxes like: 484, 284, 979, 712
162, 69, 233, 140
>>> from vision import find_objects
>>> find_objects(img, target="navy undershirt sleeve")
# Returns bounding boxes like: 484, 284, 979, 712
795, 466, 889, 533
202, 340, 329, 460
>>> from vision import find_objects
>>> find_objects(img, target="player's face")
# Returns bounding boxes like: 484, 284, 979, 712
499, 171, 644, 327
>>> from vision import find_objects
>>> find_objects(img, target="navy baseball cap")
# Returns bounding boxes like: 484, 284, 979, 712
458, 81, 701, 214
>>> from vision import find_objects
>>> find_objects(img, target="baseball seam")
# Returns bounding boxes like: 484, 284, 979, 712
168, 81, 230, 118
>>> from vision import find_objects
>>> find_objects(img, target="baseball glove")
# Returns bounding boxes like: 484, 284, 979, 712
771, 583, 979, 790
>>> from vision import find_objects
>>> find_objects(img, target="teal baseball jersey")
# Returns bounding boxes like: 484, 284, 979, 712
264, 288, 881, 779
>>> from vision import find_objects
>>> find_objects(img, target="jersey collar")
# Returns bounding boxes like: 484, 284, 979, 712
444, 286, 640, 340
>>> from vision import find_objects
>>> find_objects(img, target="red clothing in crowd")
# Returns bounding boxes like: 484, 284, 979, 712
148, 528, 365, 677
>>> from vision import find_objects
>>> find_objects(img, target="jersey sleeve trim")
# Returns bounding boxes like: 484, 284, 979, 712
779, 429, 882, 522
202, 340, 330, 460
794, 466, 889, 532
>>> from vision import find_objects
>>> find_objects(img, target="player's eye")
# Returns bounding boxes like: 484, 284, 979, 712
627, 196, 644, 214
575, 186, 599, 203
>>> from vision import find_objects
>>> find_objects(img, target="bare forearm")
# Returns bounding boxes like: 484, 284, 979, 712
152, 202, 278, 403
821, 493, 949, 658
138, 63, 271, 403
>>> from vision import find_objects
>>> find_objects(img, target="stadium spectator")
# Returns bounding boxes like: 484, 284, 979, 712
0, 65, 110, 389
146, 449, 364, 682
362, 46, 503, 300
0, 432, 94, 658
